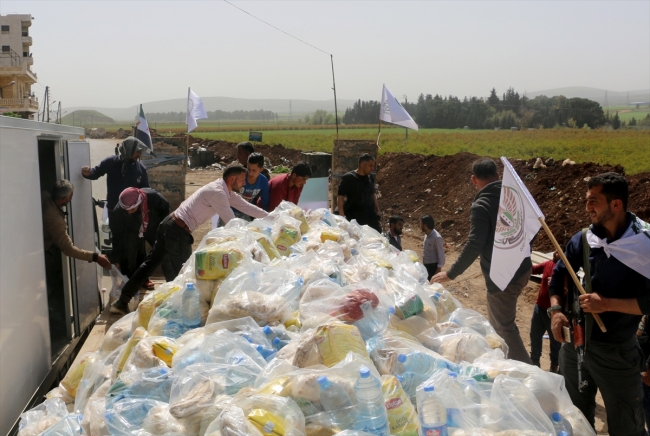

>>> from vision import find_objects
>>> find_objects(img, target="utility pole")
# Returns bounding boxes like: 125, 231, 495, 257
56, 101, 61, 124
289, 100, 293, 122
46, 86, 50, 123
403, 95, 409, 139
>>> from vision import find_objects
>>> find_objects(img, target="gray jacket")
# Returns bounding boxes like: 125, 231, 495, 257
447, 180, 531, 293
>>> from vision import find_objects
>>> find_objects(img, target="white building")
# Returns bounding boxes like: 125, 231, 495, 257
0, 13, 38, 119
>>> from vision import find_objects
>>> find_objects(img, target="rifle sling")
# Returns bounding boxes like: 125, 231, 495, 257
581, 228, 594, 350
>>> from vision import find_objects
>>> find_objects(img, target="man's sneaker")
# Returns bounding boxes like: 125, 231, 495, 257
110, 298, 131, 315
143, 279, 155, 290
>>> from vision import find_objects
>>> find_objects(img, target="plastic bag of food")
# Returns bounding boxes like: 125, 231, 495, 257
313, 323, 369, 367
273, 200, 310, 234
424, 284, 462, 322
418, 326, 494, 364
449, 308, 508, 355
147, 285, 210, 338
81, 379, 111, 436
390, 251, 428, 284
112, 326, 149, 381
74, 346, 120, 413
141, 404, 187, 435
196, 240, 247, 280
39, 413, 82, 436
106, 366, 174, 405
60, 352, 99, 398
381, 375, 418, 436
305, 208, 339, 228
18, 398, 68, 436
208, 260, 303, 326
120, 336, 179, 377
100, 312, 136, 355
105, 398, 169, 435
481, 375, 555, 434
272, 215, 303, 257
379, 271, 438, 336
133, 282, 184, 330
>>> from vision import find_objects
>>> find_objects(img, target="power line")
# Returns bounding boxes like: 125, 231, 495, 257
222, 0, 331, 56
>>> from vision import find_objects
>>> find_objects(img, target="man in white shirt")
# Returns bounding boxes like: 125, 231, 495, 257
421, 214, 446, 281
111, 164, 268, 314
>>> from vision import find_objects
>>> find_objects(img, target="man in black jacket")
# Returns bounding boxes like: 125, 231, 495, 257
383, 215, 404, 251
111, 187, 175, 288
337, 153, 381, 232
548, 173, 650, 435
431, 158, 533, 364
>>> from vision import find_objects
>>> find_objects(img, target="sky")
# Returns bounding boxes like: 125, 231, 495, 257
2, 0, 649, 109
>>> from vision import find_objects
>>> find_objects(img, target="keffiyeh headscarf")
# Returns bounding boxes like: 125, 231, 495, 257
119, 188, 149, 237
118, 137, 154, 175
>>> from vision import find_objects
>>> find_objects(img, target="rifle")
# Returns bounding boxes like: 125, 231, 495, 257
569, 285, 588, 393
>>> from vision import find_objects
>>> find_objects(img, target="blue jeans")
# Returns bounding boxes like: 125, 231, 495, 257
529, 303, 561, 365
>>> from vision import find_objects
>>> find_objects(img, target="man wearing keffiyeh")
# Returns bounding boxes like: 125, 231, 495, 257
111, 187, 174, 290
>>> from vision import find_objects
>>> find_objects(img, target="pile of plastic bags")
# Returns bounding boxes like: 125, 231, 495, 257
22, 201, 595, 436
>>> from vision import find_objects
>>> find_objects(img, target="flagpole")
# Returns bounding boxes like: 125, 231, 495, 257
330, 55, 339, 141
538, 217, 607, 333
376, 119, 382, 147
186, 87, 190, 173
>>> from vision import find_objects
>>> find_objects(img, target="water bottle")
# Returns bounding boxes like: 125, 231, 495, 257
272, 337, 289, 350
318, 375, 358, 429
181, 282, 201, 330
398, 352, 452, 376
551, 412, 574, 436
354, 366, 389, 436
262, 325, 277, 341
354, 301, 388, 340
418, 385, 448, 436
256, 344, 277, 360
395, 373, 420, 402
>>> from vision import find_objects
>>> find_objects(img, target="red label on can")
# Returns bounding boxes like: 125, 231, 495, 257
222, 254, 229, 269
385, 397, 403, 410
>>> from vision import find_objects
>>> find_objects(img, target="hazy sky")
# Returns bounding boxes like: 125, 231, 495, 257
2, 1, 649, 108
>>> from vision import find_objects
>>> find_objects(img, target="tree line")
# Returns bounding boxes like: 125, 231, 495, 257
341, 87, 635, 129
145, 109, 278, 123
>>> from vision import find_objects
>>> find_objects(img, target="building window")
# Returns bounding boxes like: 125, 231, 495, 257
2, 46, 10, 52
1, 25, 9, 34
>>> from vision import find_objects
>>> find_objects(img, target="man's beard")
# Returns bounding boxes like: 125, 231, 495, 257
393, 228, 402, 236
592, 207, 614, 227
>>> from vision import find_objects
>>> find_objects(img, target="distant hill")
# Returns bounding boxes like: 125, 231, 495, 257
526, 87, 650, 107
62, 110, 114, 126
66, 97, 356, 122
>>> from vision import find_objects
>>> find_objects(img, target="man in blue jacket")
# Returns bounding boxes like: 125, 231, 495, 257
549, 172, 650, 436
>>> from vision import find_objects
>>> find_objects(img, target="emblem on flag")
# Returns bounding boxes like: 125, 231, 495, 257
495, 185, 525, 250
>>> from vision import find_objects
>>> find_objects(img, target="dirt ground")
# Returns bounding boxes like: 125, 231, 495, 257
182, 168, 610, 434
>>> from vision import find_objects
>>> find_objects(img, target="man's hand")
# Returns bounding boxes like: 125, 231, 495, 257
96, 254, 111, 269
579, 293, 609, 314
430, 271, 450, 284
81, 166, 91, 177
642, 372, 650, 387
551, 311, 570, 343
113, 263, 120, 270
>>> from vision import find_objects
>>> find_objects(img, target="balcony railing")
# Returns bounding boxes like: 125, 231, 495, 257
0, 97, 39, 112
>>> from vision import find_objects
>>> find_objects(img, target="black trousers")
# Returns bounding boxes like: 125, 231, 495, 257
424, 263, 438, 281
529, 303, 561, 365
119, 215, 193, 302
559, 338, 645, 436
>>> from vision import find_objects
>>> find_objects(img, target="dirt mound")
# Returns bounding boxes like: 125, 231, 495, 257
377, 153, 650, 252
189, 137, 306, 168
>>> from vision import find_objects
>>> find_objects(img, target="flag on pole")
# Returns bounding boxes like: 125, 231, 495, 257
489, 157, 544, 290
379, 84, 418, 131
135, 104, 152, 150
186, 88, 208, 133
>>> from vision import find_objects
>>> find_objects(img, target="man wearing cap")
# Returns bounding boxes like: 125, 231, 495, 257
111, 164, 268, 314
110, 187, 175, 288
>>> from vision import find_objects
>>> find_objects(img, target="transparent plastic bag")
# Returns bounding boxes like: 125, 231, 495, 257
380, 375, 418, 436
481, 375, 555, 434
272, 215, 303, 257
133, 282, 183, 330
112, 326, 149, 381
418, 326, 495, 364
39, 413, 82, 436
18, 398, 68, 436
100, 312, 136, 355
449, 309, 508, 355
142, 404, 187, 435
60, 352, 99, 399
273, 200, 310, 235
120, 336, 179, 376
74, 346, 121, 412
110, 265, 128, 299
81, 379, 111, 436
105, 398, 169, 435
424, 285, 463, 322
208, 260, 303, 326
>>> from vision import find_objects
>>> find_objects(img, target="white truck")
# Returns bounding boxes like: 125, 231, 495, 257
0, 116, 103, 436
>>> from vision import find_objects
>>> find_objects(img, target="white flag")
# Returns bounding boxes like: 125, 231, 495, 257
489, 157, 544, 290
186, 87, 208, 133
379, 84, 418, 131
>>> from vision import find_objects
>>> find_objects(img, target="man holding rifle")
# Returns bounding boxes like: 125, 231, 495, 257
549, 172, 650, 436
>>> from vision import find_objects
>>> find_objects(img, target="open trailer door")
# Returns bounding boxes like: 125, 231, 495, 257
64, 140, 101, 336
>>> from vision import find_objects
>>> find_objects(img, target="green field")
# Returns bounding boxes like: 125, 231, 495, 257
604, 105, 650, 123
190, 128, 650, 175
